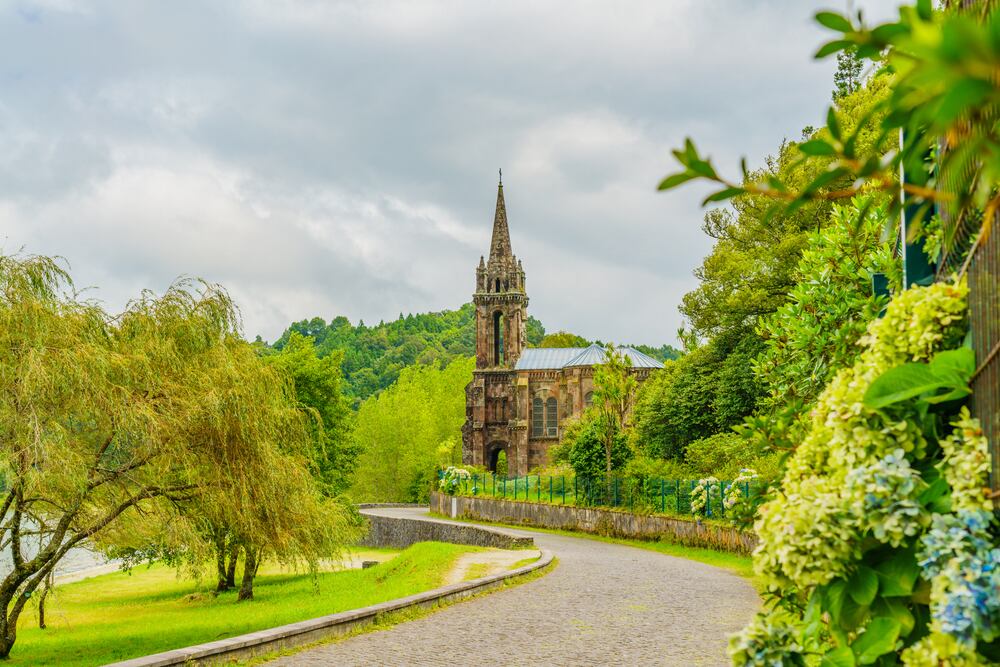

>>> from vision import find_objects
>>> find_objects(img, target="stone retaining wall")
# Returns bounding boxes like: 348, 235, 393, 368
359, 511, 534, 550
430, 491, 757, 555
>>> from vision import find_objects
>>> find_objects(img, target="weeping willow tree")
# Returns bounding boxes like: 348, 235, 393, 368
0, 253, 357, 658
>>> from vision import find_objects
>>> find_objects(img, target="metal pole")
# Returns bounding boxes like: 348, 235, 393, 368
562, 476, 566, 504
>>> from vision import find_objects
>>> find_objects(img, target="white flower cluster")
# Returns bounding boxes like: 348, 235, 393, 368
939, 408, 992, 513
724, 468, 758, 510
438, 466, 471, 495
902, 632, 990, 666
691, 476, 720, 516
728, 613, 804, 666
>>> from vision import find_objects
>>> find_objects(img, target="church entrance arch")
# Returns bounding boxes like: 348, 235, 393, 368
486, 442, 508, 475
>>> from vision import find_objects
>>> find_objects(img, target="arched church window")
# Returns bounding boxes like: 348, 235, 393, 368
493, 311, 505, 365
546, 397, 558, 437
531, 398, 543, 437
584, 391, 594, 409
501, 397, 508, 421
495, 278, 501, 293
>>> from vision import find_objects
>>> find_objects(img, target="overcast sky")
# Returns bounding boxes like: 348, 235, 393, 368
0, 0, 899, 346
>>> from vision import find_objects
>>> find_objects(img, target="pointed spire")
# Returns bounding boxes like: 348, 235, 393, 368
489, 174, 512, 260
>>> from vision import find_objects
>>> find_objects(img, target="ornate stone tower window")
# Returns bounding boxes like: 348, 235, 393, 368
492, 311, 505, 365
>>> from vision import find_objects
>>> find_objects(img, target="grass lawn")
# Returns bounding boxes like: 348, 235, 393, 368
8, 542, 481, 667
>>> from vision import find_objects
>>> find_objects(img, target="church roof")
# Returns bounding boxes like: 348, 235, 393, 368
514, 344, 664, 371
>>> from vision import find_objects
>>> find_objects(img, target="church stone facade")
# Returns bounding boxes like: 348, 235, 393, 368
461, 180, 663, 477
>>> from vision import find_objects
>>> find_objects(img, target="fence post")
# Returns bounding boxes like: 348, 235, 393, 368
548, 475, 553, 503
503, 476, 506, 498
660, 478, 665, 513
561, 476, 566, 504
537, 475, 541, 502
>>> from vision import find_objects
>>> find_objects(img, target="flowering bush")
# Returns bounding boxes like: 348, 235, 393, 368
438, 466, 471, 495
732, 281, 1000, 665
724, 468, 759, 511
691, 476, 720, 516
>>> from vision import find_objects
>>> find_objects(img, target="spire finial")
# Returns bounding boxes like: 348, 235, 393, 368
499, 168, 502, 186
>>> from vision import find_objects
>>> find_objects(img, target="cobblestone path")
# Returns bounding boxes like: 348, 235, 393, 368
269, 507, 759, 666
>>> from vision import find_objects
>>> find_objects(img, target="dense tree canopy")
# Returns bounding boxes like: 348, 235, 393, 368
272, 304, 540, 404
261, 332, 358, 496
350, 357, 473, 503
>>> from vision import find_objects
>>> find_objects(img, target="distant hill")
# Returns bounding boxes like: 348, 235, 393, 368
270, 304, 679, 404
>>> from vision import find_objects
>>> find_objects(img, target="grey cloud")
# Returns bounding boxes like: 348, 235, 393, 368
1, 0, 900, 344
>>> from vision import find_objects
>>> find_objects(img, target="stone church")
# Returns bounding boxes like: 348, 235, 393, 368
461, 179, 663, 477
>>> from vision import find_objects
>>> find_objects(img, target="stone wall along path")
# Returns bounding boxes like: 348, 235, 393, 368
270, 506, 759, 666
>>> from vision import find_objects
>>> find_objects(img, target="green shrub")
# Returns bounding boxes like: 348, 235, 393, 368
495, 450, 508, 479
565, 416, 630, 480
684, 432, 755, 479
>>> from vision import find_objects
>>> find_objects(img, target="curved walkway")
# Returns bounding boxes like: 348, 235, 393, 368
270, 507, 759, 666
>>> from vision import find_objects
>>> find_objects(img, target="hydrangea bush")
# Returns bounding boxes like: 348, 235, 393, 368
691, 476, 721, 516
732, 281, 1000, 665
438, 466, 471, 495
725, 468, 759, 511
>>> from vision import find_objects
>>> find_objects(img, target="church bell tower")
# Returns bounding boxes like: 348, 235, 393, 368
462, 173, 528, 473
473, 174, 528, 368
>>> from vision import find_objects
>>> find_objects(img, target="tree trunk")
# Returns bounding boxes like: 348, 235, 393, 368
225, 541, 239, 589
38, 573, 53, 629
214, 530, 228, 592
237, 544, 257, 601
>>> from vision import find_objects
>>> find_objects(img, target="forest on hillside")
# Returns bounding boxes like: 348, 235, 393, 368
269, 303, 680, 403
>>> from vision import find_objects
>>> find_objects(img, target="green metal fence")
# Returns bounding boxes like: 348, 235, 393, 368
437, 470, 763, 520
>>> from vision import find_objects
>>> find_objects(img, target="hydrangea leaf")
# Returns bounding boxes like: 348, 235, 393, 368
872, 598, 915, 637
873, 549, 919, 598
849, 566, 880, 606
851, 617, 901, 664
820, 646, 856, 667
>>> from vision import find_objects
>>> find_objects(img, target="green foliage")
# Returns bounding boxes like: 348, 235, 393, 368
754, 197, 900, 414
350, 357, 474, 503
0, 252, 357, 657
591, 346, 640, 474
538, 331, 590, 348
737, 282, 1000, 665
684, 433, 753, 477
833, 50, 864, 101
631, 334, 764, 460
629, 343, 682, 363
263, 331, 359, 496
495, 450, 508, 478
562, 416, 631, 480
